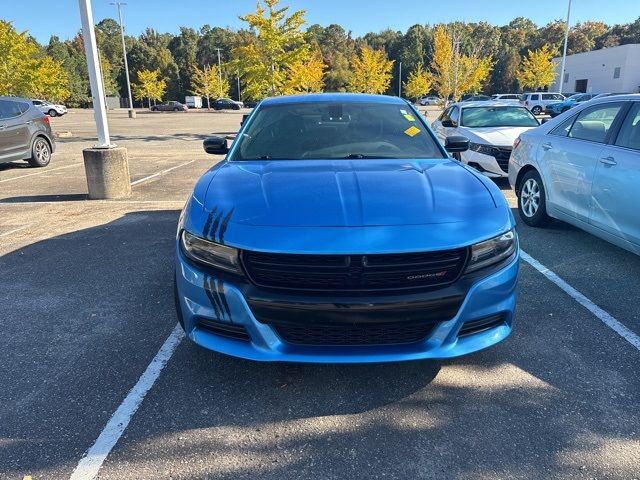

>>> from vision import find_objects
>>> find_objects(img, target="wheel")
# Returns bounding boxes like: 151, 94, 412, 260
173, 107, 180, 111
151, 107, 158, 111
28, 137, 51, 167
531, 106, 542, 115
518, 170, 550, 227
233, 104, 240, 110
48, 109, 57, 117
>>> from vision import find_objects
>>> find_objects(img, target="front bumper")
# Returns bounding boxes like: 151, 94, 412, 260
175, 245, 519, 363
461, 150, 508, 178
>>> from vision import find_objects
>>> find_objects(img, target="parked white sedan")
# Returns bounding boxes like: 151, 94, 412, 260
431, 101, 540, 177
509, 94, 640, 254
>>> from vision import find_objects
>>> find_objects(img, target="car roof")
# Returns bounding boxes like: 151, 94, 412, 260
0, 95, 33, 102
260, 93, 408, 106
584, 93, 640, 104
453, 100, 527, 108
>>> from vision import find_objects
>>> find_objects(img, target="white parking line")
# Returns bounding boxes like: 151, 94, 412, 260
130, 160, 196, 186
0, 224, 33, 238
0, 163, 82, 183
521, 250, 640, 351
69, 324, 184, 480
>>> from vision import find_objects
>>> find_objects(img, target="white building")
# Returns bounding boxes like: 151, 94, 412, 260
550, 43, 640, 95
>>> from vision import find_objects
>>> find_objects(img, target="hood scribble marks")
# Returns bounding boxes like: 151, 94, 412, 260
203, 207, 235, 244
218, 208, 235, 244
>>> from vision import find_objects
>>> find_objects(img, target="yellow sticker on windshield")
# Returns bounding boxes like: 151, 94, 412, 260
403, 114, 416, 122
404, 126, 420, 137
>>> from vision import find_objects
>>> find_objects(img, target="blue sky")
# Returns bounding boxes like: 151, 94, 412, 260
4, 0, 638, 43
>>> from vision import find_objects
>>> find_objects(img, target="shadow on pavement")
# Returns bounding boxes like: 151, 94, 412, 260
0, 193, 88, 203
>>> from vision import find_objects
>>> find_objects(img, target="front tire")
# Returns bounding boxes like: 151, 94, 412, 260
48, 109, 58, 117
518, 170, 550, 227
29, 137, 51, 167
531, 106, 542, 115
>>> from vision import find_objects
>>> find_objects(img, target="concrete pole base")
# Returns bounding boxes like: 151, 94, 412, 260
83, 146, 132, 199
128, 109, 136, 118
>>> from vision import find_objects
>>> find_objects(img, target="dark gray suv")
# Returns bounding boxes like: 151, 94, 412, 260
0, 96, 55, 167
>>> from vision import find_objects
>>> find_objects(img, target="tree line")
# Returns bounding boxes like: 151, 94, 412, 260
1, 0, 639, 107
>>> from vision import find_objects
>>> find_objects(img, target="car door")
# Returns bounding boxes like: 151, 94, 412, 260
431, 106, 450, 142
0, 100, 31, 162
590, 102, 640, 246
537, 101, 625, 222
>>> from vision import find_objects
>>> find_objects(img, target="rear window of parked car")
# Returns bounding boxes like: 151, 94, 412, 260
0, 100, 30, 118
614, 103, 640, 151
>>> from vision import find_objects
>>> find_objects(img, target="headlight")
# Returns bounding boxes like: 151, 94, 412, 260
466, 229, 517, 273
180, 231, 242, 274
468, 142, 495, 156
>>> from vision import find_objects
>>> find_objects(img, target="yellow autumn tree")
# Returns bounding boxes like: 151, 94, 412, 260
192, 64, 229, 109
347, 45, 394, 94
283, 49, 325, 94
132, 69, 166, 108
404, 61, 432, 101
232, 0, 308, 99
0, 20, 69, 101
517, 45, 558, 90
430, 24, 494, 101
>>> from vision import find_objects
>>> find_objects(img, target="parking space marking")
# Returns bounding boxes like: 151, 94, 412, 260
69, 324, 184, 480
0, 224, 32, 238
130, 160, 196, 186
0, 164, 82, 183
521, 250, 640, 351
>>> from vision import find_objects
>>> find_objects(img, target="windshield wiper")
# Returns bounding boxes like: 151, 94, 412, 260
343, 154, 395, 159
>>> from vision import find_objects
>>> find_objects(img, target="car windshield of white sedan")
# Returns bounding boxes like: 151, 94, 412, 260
461, 107, 539, 128
231, 102, 445, 160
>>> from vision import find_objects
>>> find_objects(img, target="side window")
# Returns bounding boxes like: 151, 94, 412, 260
530, 94, 540, 101
614, 103, 640, 151
32, 100, 42, 106
568, 102, 624, 143
438, 107, 451, 121
542, 94, 552, 100
550, 114, 578, 137
449, 106, 460, 124
17, 102, 30, 114
0, 100, 23, 119
554, 94, 564, 100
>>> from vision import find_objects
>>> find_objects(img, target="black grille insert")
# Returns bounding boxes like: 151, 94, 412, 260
275, 322, 436, 346
242, 248, 468, 292
196, 318, 251, 341
492, 147, 512, 173
458, 313, 506, 337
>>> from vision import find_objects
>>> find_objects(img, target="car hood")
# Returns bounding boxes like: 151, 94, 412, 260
458, 126, 535, 146
203, 159, 499, 227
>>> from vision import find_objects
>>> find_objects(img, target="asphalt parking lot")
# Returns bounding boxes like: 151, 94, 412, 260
1, 108, 639, 480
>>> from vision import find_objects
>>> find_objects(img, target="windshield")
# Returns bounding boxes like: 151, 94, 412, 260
460, 106, 539, 128
231, 101, 445, 160
567, 94, 582, 100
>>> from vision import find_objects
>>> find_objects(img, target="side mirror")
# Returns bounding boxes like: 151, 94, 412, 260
444, 135, 469, 153
203, 136, 229, 155
441, 119, 457, 128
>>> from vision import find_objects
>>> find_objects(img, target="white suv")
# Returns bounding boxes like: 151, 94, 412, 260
519, 92, 564, 115
32, 99, 67, 117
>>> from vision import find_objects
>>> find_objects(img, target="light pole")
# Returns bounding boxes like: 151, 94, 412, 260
214, 47, 223, 97
559, 0, 573, 94
78, 0, 131, 199
398, 61, 402, 98
111, 1, 135, 118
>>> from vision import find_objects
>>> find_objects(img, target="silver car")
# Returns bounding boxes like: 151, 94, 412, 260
0, 96, 55, 167
509, 94, 640, 254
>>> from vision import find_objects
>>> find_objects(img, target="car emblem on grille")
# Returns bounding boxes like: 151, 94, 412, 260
406, 271, 448, 281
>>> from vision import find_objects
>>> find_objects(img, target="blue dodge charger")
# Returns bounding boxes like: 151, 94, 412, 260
175, 93, 519, 363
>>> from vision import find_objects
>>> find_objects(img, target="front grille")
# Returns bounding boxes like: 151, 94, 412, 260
275, 322, 436, 346
492, 147, 512, 172
242, 248, 468, 292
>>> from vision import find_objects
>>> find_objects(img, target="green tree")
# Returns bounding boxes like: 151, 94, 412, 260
347, 45, 394, 94
305, 24, 355, 92
192, 64, 229, 109
233, 0, 309, 99
517, 44, 558, 90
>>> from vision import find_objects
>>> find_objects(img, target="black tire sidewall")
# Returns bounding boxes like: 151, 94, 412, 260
29, 138, 51, 167
518, 170, 549, 227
